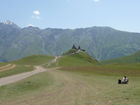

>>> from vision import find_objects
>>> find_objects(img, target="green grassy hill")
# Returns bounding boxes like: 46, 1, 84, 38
102, 50, 140, 64
0, 55, 54, 78
57, 49, 99, 66
12, 55, 54, 65
0, 62, 7, 66
1, 50, 140, 105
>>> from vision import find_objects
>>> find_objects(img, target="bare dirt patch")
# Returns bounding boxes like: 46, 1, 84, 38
0, 64, 16, 72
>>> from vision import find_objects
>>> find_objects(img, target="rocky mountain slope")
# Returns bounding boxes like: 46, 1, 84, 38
1, 21, 140, 61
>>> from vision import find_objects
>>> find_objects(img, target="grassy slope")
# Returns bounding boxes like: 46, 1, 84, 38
0, 55, 54, 78
0, 72, 53, 103
58, 49, 98, 66
0, 65, 33, 78
0, 50, 140, 104
0, 62, 7, 66
12, 55, 54, 65
58, 50, 140, 104
0, 62, 140, 105
0, 55, 55, 104
102, 50, 140, 64
58, 49, 140, 104
61, 62, 140, 76
59, 68, 140, 105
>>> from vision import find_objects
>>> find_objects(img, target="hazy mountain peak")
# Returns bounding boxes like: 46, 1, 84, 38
0, 20, 17, 26
3, 20, 14, 25
0, 20, 20, 29
22, 26, 40, 32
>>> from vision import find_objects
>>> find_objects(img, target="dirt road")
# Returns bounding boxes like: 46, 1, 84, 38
0, 66, 46, 86
0, 56, 59, 86
44, 56, 61, 67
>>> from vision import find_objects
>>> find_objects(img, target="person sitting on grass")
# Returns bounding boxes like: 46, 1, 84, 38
121, 76, 128, 84
118, 76, 129, 84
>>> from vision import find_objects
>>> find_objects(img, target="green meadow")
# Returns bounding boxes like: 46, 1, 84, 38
0, 55, 54, 78
0, 50, 140, 105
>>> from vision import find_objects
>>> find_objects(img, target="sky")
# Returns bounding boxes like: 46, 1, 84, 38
0, 0, 140, 32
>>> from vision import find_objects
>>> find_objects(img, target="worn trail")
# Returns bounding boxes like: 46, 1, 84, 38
0, 64, 16, 72
0, 56, 59, 86
0, 66, 46, 86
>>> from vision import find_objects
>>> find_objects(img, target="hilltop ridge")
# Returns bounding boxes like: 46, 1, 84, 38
56, 46, 98, 66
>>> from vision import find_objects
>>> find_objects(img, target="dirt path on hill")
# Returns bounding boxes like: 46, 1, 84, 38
0, 64, 16, 72
0, 66, 46, 86
41, 56, 61, 67
0, 56, 59, 86
0, 56, 100, 105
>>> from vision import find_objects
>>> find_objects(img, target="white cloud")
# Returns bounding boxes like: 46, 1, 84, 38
33, 10, 40, 15
32, 10, 41, 19
93, 0, 100, 2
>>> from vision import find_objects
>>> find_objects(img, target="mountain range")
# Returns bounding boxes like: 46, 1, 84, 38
1, 21, 140, 62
